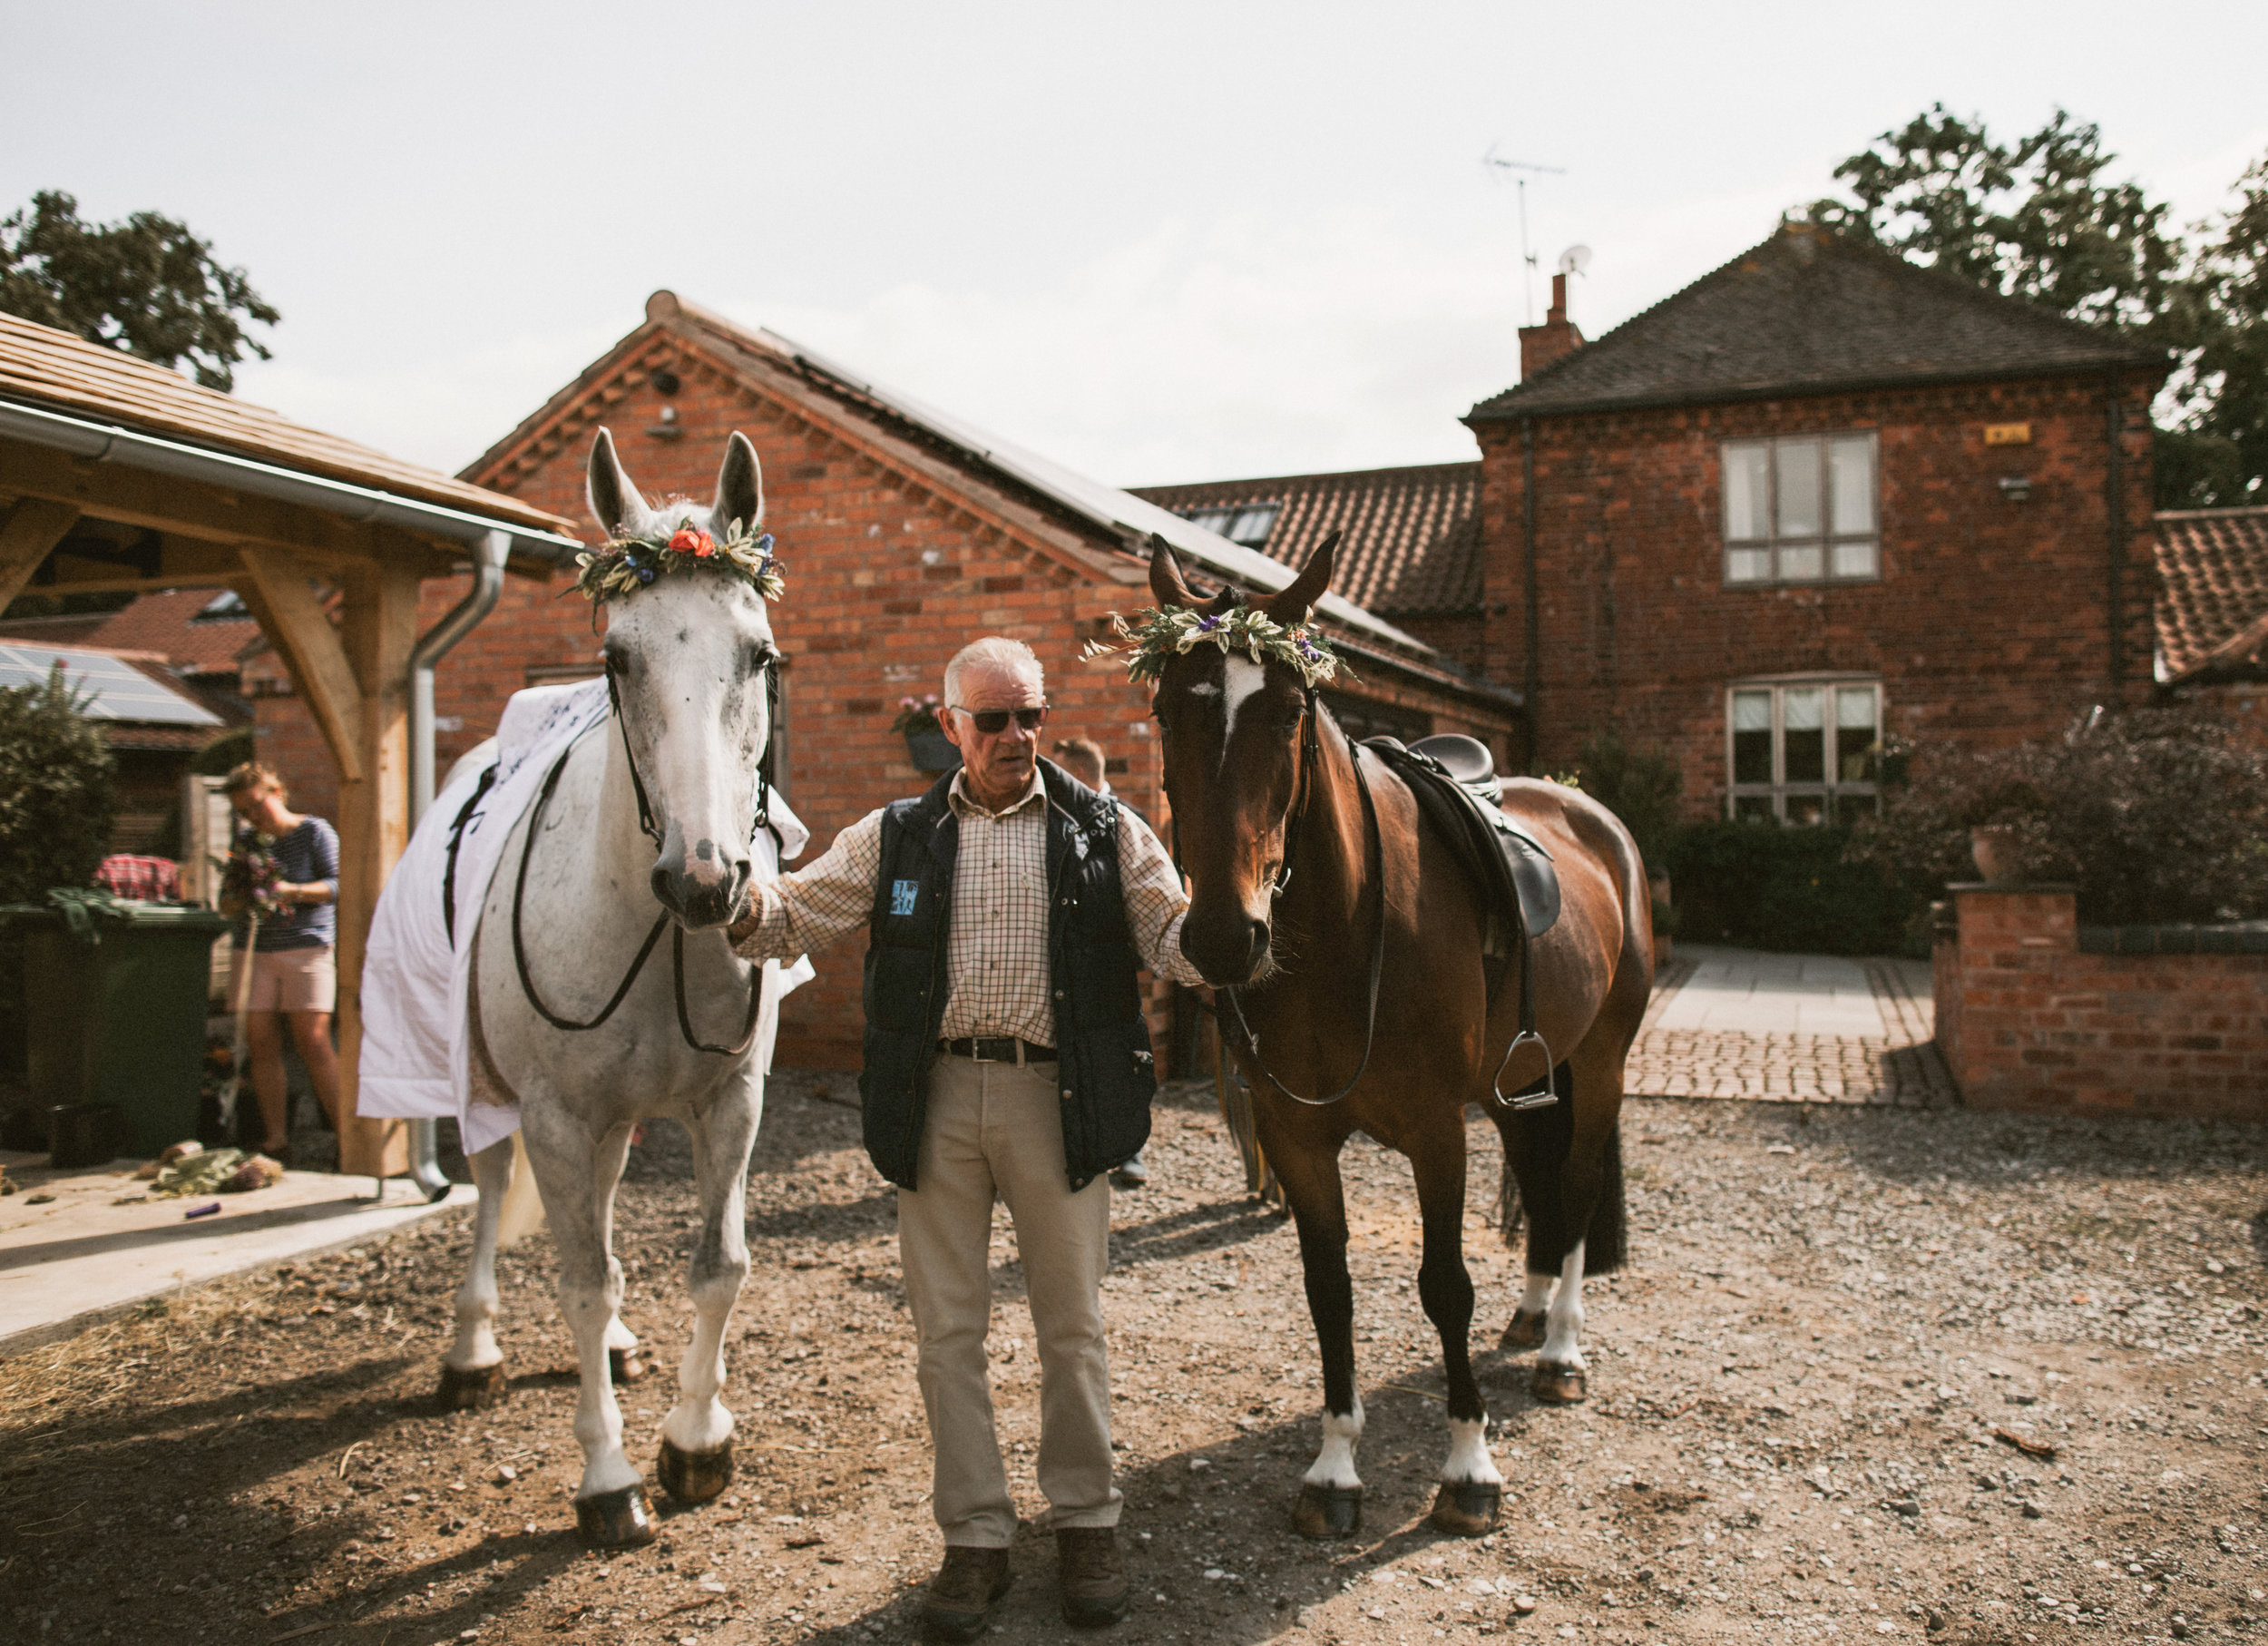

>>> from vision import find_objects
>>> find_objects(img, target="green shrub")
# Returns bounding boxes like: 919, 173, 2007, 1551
1668, 818, 1914, 955
1847, 706, 2268, 925
1574, 728, 1684, 872
0, 662, 115, 903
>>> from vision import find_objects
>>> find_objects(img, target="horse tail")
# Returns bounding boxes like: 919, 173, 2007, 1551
1584, 1121, 1628, 1274
495, 1129, 547, 1250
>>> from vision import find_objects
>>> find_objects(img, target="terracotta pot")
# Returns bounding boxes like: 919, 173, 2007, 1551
1970, 824, 2026, 886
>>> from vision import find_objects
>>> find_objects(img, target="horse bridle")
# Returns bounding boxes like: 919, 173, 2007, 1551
508, 655, 781, 1057
1208, 689, 1389, 1109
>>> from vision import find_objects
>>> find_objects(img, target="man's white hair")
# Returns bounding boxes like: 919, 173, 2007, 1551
944, 636, 1043, 706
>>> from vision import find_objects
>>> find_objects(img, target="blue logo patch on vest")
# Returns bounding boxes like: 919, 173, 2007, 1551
889, 878, 919, 917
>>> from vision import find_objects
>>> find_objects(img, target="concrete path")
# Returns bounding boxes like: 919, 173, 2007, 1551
1628, 943, 1954, 1107
0, 1151, 469, 1357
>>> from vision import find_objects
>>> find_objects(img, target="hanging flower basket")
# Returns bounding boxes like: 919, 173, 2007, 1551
904, 729, 961, 772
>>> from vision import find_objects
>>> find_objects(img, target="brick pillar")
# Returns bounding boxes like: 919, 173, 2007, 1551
1941, 883, 2077, 1109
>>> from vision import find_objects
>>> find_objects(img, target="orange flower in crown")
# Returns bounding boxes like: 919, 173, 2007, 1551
670, 526, 718, 558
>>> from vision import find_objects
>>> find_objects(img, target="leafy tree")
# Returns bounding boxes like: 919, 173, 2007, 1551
0, 662, 117, 903
1809, 106, 2265, 507
0, 190, 279, 391
1573, 728, 1683, 872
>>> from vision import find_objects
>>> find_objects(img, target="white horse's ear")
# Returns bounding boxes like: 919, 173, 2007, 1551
713, 431, 764, 533
587, 428, 649, 537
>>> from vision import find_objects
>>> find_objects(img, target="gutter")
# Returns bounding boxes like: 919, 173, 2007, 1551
401, 529, 512, 1202
0, 396, 583, 564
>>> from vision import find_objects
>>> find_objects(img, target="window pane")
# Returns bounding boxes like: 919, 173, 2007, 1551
1830, 436, 1875, 534
1734, 794, 1776, 822
1784, 793, 1828, 827
1723, 443, 1769, 541
1726, 546, 1771, 583
1783, 686, 1824, 781
1778, 543, 1823, 581
1188, 509, 1236, 534
1775, 439, 1822, 537
1228, 505, 1279, 546
1731, 690, 1773, 783
1837, 686, 1878, 782
1832, 537, 1878, 579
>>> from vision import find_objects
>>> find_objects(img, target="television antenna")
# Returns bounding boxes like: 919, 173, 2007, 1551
1482, 146, 1567, 324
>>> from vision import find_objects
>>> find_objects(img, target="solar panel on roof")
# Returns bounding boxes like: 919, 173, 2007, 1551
0, 643, 223, 727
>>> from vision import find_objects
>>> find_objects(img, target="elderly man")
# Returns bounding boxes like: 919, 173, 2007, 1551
728, 636, 1200, 1638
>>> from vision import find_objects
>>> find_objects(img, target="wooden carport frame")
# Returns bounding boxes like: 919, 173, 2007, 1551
0, 315, 580, 1176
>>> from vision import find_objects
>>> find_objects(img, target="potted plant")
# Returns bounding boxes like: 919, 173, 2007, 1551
893, 694, 959, 772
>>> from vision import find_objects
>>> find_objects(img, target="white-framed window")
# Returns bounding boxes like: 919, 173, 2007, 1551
1726, 677, 1882, 823
1721, 433, 1879, 585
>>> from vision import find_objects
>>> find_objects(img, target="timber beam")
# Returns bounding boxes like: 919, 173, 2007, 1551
0, 496, 83, 609
236, 545, 367, 783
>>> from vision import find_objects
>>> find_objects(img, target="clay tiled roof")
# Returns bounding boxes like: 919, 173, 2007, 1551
2154, 507, 2268, 683
0, 311, 574, 534
86, 587, 259, 679
1127, 462, 1483, 615
1469, 222, 2165, 423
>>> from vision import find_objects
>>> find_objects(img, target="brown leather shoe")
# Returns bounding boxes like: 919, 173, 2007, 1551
1055, 1526, 1130, 1628
923, 1544, 1012, 1643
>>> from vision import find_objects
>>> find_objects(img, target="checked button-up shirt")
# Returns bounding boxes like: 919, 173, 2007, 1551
730, 769, 1205, 1046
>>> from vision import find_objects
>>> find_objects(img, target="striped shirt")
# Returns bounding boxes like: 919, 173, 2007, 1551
732, 770, 1204, 1043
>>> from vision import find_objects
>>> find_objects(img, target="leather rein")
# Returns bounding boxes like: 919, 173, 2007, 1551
507, 661, 779, 1058
1211, 693, 1388, 1109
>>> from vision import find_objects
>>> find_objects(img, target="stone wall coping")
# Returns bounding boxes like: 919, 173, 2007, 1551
2077, 922, 2268, 955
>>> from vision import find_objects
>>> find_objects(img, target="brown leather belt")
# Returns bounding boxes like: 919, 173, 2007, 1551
939, 1036, 1057, 1064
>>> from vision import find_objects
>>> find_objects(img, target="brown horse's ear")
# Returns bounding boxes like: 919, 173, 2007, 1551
1265, 531, 1340, 627
1149, 534, 1198, 607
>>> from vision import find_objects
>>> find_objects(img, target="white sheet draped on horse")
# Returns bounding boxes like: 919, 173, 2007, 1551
357, 674, 815, 1154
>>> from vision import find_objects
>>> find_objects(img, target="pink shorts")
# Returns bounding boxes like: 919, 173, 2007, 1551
244, 945, 337, 1013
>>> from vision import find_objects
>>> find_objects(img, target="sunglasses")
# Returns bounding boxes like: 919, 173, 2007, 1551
951, 704, 1049, 735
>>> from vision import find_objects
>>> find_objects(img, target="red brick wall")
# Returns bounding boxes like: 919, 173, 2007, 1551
1932, 887, 2268, 1120
1476, 374, 2160, 805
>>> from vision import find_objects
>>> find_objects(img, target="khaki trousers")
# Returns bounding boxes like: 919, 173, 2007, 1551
899, 1053, 1119, 1546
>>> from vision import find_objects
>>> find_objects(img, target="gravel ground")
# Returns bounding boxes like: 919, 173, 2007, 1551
1, 1071, 2262, 1646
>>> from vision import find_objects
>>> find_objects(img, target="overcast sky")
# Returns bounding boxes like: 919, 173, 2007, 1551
9, 2, 2265, 493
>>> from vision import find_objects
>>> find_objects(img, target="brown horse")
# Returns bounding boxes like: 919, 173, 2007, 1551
1146, 536, 1651, 1539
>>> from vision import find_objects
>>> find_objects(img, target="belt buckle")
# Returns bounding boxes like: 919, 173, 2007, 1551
969, 1038, 999, 1064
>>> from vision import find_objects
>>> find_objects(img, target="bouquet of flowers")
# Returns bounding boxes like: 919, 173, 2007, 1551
219, 833, 285, 918
892, 693, 944, 735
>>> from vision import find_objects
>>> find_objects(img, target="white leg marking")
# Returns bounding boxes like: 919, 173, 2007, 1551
1540, 1239, 1587, 1369
1303, 1393, 1365, 1489
1518, 1271, 1555, 1316
603, 1317, 639, 1353
1443, 1416, 1503, 1485
444, 1139, 513, 1372
1220, 654, 1268, 770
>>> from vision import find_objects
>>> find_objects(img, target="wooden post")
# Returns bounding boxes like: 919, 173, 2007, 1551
332, 558, 419, 1180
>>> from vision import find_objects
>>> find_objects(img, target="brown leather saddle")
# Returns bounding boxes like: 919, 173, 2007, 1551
1362, 733, 1561, 1107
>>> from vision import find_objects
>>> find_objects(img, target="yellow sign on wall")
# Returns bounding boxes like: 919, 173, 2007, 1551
1984, 422, 2033, 446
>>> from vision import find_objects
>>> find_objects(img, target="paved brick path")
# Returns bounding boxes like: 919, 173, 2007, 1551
1626, 945, 1957, 1108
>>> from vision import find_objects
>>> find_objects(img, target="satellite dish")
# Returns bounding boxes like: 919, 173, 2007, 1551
1558, 244, 1592, 276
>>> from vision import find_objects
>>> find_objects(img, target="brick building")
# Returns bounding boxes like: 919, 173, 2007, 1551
250, 292, 1517, 1066
2152, 505, 2268, 734
1461, 221, 2166, 821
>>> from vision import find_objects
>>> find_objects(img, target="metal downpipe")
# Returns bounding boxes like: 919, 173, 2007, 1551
402, 529, 511, 1200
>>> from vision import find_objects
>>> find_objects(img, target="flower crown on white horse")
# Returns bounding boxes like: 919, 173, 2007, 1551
424, 428, 799, 1549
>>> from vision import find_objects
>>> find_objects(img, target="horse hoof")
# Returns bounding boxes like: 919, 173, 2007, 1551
1499, 1309, 1549, 1352
1290, 1483, 1364, 1540
435, 1361, 508, 1412
657, 1437, 734, 1504
609, 1347, 647, 1386
1430, 1481, 1503, 1537
1531, 1364, 1588, 1405
574, 1484, 659, 1549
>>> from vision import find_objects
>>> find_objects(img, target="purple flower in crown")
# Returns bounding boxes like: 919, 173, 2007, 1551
1196, 613, 1226, 633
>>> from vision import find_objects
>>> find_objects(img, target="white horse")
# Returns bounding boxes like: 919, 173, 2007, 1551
435, 428, 787, 1548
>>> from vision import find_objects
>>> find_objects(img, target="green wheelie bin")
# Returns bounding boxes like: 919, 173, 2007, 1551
1, 889, 228, 1160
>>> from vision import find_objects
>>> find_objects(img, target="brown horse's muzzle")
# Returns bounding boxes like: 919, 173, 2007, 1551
1180, 898, 1272, 989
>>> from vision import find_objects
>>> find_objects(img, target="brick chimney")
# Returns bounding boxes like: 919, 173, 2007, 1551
1519, 271, 1585, 379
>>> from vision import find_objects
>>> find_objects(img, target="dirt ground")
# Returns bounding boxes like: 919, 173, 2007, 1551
1, 1072, 2263, 1646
